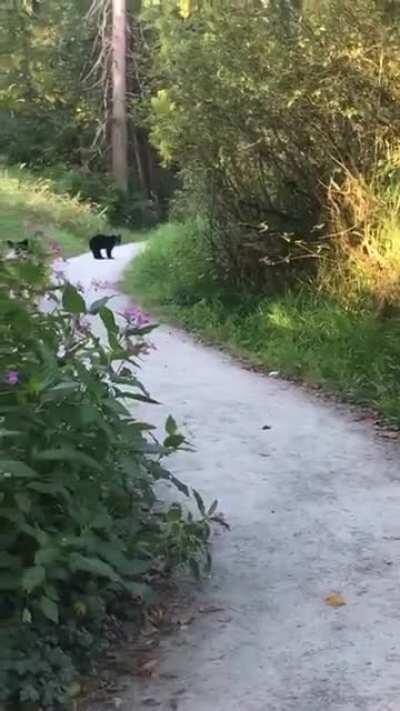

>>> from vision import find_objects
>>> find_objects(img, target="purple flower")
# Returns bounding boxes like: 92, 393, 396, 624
75, 281, 84, 293
122, 306, 150, 328
5, 371, 19, 385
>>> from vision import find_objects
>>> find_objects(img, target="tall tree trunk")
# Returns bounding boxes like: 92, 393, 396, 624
112, 0, 128, 192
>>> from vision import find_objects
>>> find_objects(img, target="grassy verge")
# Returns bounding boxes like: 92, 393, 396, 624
123, 221, 400, 426
0, 166, 142, 257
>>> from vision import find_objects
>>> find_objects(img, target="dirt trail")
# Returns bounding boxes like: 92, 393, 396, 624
67, 244, 400, 711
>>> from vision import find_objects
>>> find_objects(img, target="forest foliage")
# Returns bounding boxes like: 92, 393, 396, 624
146, 0, 400, 297
2, 0, 400, 706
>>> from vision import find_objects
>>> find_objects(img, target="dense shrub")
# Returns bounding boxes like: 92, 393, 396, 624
42, 166, 161, 229
0, 246, 217, 707
147, 0, 400, 287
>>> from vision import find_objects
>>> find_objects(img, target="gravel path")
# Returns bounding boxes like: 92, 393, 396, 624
67, 244, 400, 711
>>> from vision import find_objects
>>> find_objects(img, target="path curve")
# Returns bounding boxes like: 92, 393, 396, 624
67, 245, 400, 711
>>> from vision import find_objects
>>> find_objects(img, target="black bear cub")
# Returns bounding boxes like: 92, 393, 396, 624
89, 234, 122, 260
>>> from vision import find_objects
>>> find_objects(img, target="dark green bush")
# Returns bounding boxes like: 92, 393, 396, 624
0, 246, 217, 707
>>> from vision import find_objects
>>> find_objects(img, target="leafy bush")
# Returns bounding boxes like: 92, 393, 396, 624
43, 166, 160, 230
0, 246, 217, 707
321, 148, 400, 310
146, 0, 400, 287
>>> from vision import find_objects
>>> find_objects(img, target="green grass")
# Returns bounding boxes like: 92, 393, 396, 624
123, 221, 400, 426
0, 166, 143, 257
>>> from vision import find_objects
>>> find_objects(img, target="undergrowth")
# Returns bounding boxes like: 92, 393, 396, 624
0, 166, 142, 258
123, 221, 400, 426
0, 243, 218, 707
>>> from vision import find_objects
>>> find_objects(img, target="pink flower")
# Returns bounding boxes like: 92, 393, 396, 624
5, 371, 19, 385
122, 306, 150, 328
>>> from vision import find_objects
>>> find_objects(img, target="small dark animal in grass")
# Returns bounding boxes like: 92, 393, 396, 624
89, 234, 122, 260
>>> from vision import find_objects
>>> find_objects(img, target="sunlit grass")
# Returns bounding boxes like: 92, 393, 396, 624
0, 166, 142, 257
123, 221, 400, 426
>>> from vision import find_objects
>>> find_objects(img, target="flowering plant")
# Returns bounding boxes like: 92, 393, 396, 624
0, 245, 218, 707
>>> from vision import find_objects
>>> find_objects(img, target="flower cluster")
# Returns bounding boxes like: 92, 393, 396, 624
4, 371, 18, 385
122, 306, 150, 329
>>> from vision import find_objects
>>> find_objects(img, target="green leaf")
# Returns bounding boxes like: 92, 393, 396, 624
79, 406, 99, 426
166, 415, 178, 435
15, 492, 31, 513
0, 429, 23, 438
69, 553, 119, 581
208, 499, 218, 516
90, 296, 111, 314
62, 283, 86, 314
193, 489, 206, 516
33, 447, 103, 472
39, 595, 59, 623
99, 306, 118, 334
164, 433, 185, 449
35, 547, 59, 566
151, 463, 190, 497
44, 381, 80, 399
129, 421, 156, 432
0, 460, 37, 478
28, 481, 71, 500
116, 391, 159, 405
22, 566, 45, 593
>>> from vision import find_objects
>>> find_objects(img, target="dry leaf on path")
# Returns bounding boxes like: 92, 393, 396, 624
325, 593, 346, 608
